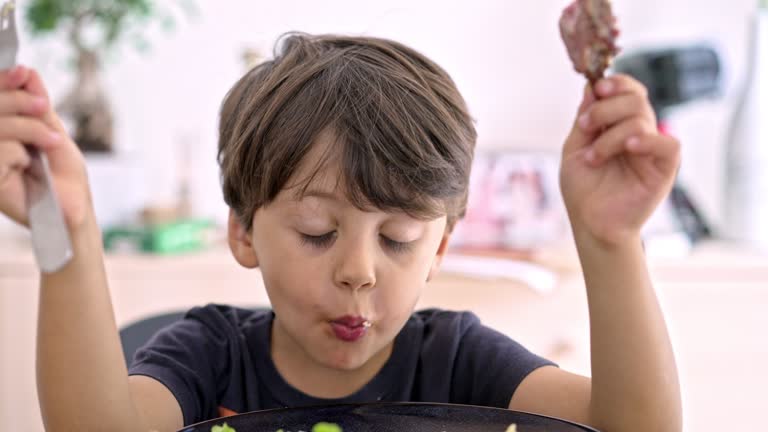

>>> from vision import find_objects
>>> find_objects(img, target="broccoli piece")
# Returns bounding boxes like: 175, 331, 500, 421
311, 422, 343, 432
211, 422, 236, 432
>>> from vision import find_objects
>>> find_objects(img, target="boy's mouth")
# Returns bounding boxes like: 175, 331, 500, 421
330, 315, 372, 342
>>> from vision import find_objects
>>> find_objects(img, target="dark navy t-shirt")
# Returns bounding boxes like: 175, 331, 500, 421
128, 305, 555, 426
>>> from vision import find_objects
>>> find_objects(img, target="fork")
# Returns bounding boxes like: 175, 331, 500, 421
1, 0, 73, 273
0, 1, 17, 66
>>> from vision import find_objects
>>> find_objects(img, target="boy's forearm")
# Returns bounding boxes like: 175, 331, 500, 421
36, 214, 145, 432
573, 229, 682, 432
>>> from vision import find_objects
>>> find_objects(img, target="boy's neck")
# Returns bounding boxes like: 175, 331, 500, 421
270, 316, 393, 399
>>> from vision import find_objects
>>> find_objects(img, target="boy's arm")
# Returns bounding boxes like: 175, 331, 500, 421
508, 74, 682, 432
580, 230, 680, 432
509, 231, 681, 432
37, 215, 183, 432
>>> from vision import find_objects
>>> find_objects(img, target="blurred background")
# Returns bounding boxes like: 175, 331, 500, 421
1, 0, 767, 431
0, 0, 760, 237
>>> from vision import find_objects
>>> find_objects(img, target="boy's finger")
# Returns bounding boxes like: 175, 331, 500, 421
625, 134, 682, 172
22, 68, 51, 100
578, 92, 656, 134
0, 90, 49, 116
594, 74, 650, 99
0, 140, 32, 176
584, 117, 655, 165
565, 84, 598, 154
0, 66, 31, 91
577, 83, 596, 114
21, 68, 65, 132
0, 116, 62, 150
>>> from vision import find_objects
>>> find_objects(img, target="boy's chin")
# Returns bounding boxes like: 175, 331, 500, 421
316, 345, 377, 372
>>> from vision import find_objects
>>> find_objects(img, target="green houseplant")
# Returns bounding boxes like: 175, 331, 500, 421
23, 0, 196, 152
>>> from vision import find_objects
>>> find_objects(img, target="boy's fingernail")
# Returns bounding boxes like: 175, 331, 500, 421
627, 136, 641, 150
578, 113, 590, 129
597, 80, 614, 94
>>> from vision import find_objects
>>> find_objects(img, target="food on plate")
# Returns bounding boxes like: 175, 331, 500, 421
274, 423, 342, 432
559, 0, 621, 84
208, 418, 522, 431
211, 423, 237, 432
311, 422, 343, 432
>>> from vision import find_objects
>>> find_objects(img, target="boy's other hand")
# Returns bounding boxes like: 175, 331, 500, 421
0, 65, 92, 232
559, 74, 681, 247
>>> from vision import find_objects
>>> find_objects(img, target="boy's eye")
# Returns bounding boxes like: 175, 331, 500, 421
299, 232, 413, 253
380, 235, 414, 254
300, 231, 336, 248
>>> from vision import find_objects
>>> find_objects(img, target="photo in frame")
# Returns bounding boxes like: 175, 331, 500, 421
449, 151, 569, 253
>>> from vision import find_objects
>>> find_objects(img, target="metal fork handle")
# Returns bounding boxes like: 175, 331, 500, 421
0, 1, 18, 69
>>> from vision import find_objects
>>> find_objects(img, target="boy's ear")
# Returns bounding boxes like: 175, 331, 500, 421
427, 231, 451, 282
227, 209, 259, 269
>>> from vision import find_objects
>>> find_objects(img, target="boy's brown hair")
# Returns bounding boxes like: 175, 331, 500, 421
218, 33, 476, 231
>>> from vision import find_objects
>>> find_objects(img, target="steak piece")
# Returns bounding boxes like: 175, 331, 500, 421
559, 0, 621, 85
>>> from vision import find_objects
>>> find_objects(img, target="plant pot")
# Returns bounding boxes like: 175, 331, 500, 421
57, 50, 114, 153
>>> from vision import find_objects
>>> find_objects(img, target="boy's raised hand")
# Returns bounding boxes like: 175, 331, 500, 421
0, 65, 91, 232
559, 74, 681, 247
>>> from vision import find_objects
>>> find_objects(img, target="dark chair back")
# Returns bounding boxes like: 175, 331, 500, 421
119, 310, 186, 368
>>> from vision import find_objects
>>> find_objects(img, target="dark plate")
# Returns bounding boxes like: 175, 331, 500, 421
181, 403, 599, 432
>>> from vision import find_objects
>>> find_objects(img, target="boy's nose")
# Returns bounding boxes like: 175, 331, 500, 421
333, 239, 376, 291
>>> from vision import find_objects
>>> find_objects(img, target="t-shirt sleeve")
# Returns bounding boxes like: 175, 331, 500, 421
452, 312, 557, 408
128, 306, 235, 425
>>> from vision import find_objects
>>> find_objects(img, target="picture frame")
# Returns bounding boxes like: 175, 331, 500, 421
450, 150, 569, 252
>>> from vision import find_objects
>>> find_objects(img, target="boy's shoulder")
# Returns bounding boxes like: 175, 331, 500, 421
408, 308, 484, 345
411, 308, 480, 328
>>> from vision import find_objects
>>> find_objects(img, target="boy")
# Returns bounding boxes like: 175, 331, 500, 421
0, 33, 681, 432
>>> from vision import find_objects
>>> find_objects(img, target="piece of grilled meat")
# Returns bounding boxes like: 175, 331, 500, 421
559, 0, 621, 85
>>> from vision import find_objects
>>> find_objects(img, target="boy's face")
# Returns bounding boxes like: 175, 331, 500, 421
228, 132, 451, 373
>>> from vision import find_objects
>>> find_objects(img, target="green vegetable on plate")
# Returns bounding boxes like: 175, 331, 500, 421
311, 422, 343, 432
211, 422, 237, 432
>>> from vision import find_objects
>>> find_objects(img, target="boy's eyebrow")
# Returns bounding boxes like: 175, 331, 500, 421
298, 189, 340, 201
